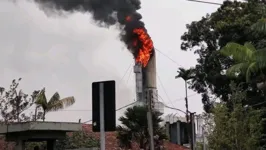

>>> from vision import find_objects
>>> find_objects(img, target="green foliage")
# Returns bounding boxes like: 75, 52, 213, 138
56, 130, 100, 150
207, 82, 263, 150
180, 0, 266, 112
196, 142, 203, 150
35, 88, 75, 121
220, 42, 266, 82
0, 78, 39, 123
175, 67, 195, 81
116, 105, 167, 149
25, 142, 46, 150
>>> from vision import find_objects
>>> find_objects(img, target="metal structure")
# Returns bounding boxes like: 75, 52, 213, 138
133, 52, 164, 113
134, 64, 144, 103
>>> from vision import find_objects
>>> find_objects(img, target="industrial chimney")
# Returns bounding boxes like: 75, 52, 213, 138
134, 51, 164, 113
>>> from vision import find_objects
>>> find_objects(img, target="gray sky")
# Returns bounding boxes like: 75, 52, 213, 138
0, 0, 221, 122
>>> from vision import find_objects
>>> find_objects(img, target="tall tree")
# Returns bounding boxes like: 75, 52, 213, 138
220, 42, 266, 89
0, 78, 38, 123
175, 67, 195, 122
35, 88, 75, 121
116, 106, 167, 150
207, 82, 263, 149
180, 0, 266, 112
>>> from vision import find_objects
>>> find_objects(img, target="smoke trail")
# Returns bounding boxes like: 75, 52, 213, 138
32, 0, 148, 60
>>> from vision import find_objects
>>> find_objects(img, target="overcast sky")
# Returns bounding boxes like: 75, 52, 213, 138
0, 0, 221, 123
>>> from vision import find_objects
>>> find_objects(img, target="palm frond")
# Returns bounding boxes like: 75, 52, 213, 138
251, 18, 266, 34
244, 42, 256, 52
254, 48, 266, 69
48, 92, 60, 106
47, 96, 75, 112
226, 62, 249, 78
48, 102, 64, 112
116, 125, 132, 148
220, 42, 252, 62
246, 62, 259, 82
35, 89, 47, 106
175, 67, 186, 79
59, 96, 75, 107
175, 67, 194, 80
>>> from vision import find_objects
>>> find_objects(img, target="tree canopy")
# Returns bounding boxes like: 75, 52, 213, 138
0, 78, 39, 123
181, 0, 266, 112
206, 82, 263, 149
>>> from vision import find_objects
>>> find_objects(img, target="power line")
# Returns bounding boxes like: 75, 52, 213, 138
157, 74, 175, 107
156, 95, 183, 117
164, 104, 187, 115
120, 61, 134, 84
171, 93, 198, 103
187, 0, 222, 5
126, 68, 132, 84
82, 102, 136, 124
157, 95, 181, 117
37, 94, 196, 112
154, 48, 183, 67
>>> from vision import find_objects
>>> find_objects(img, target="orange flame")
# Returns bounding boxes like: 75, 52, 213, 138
125, 16, 153, 67
133, 28, 153, 67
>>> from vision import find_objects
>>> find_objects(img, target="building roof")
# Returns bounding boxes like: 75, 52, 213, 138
0, 121, 82, 134
0, 123, 189, 150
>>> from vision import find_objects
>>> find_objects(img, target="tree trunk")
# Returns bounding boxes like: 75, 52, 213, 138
17, 111, 20, 122
34, 106, 38, 121
42, 111, 46, 121
185, 81, 189, 122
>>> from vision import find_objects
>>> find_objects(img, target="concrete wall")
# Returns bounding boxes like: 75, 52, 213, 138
0, 122, 82, 134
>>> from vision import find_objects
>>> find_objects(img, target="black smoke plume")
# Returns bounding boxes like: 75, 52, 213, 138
32, 0, 151, 59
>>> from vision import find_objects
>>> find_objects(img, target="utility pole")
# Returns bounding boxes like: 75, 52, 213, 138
185, 81, 189, 123
190, 112, 196, 150
147, 89, 155, 150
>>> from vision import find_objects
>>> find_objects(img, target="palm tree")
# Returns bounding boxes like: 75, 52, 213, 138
251, 18, 266, 34
175, 67, 195, 122
220, 42, 266, 89
116, 106, 167, 149
35, 88, 75, 121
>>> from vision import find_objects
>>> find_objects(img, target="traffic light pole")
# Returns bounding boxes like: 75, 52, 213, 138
99, 83, 105, 150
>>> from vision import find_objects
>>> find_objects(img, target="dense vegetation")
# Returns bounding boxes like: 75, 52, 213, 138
181, 0, 266, 148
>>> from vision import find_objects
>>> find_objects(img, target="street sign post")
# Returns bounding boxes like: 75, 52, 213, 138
92, 80, 116, 150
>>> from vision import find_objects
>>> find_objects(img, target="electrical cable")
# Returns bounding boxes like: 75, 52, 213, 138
119, 61, 134, 86
157, 74, 175, 107
156, 95, 181, 117
186, 0, 222, 5
82, 102, 136, 124
154, 48, 183, 67
170, 93, 198, 103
